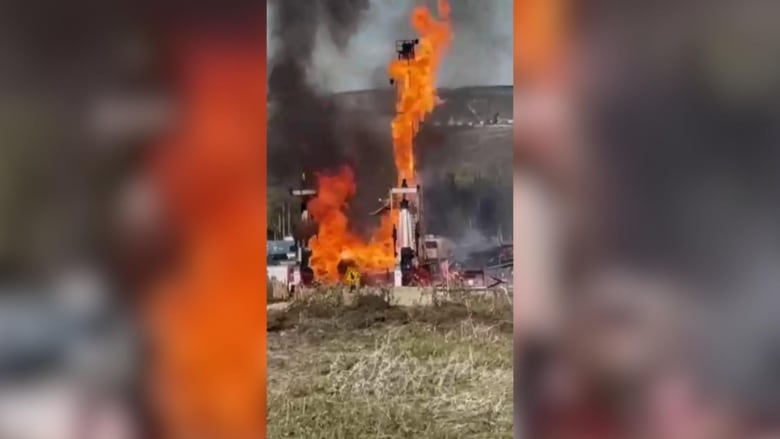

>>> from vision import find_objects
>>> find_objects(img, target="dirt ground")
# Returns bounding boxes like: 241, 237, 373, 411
266, 289, 513, 438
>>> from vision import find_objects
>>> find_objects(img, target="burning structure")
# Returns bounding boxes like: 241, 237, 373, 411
276, 1, 454, 289
271, 0, 512, 293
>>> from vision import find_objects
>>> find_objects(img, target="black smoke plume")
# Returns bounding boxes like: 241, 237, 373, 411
267, 0, 395, 230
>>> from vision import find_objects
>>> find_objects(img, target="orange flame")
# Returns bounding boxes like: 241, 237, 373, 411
515, 0, 567, 84
388, 0, 453, 185
307, 166, 394, 282
146, 34, 266, 439
306, 1, 452, 280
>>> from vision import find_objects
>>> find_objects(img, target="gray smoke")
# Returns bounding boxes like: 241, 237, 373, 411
422, 168, 512, 249
268, 0, 512, 92
451, 228, 497, 262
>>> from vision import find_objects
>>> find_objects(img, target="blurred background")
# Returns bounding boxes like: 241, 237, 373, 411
515, 0, 780, 437
0, 1, 265, 438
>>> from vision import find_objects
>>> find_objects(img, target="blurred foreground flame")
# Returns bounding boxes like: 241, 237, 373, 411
515, 0, 567, 84
145, 32, 266, 439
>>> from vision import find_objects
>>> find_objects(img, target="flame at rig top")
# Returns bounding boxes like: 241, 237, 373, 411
307, 1, 452, 282
389, 0, 453, 186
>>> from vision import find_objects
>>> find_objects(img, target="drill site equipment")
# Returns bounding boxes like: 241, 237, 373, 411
288, 172, 317, 289
389, 39, 419, 85
443, 244, 513, 293
389, 179, 424, 286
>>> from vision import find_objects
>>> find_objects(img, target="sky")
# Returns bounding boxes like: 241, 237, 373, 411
267, 0, 513, 93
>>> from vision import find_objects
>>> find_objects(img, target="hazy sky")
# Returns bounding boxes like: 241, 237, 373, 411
267, 0, 513, 93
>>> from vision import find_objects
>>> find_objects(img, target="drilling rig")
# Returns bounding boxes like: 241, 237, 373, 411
375, 179, 427, 286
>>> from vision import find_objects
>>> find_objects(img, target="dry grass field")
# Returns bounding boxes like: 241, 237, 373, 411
266, 288, 513, 438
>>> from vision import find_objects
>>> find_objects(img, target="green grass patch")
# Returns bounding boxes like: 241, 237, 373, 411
267, 288, 513, 438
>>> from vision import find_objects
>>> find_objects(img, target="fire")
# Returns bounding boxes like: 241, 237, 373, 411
388, 0, 453, 185
515, 0, 567, 83
145, 34, 266, 439
307, 166, 394, 282
306, 1, 452, 281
